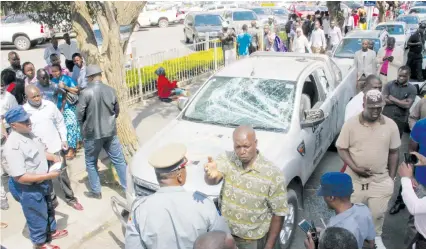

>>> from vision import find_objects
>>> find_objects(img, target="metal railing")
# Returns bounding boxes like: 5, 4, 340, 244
123, 37, 224, 105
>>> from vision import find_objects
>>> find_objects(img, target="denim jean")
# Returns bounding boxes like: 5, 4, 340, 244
84, 135, 127, 193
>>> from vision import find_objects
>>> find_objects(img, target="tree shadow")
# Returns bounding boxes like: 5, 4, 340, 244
107, 230, 125, 249
77, 167, 125, 199
19, 210, 70, 240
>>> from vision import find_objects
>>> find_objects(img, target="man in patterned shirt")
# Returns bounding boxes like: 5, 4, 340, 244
204, 125, 289, 249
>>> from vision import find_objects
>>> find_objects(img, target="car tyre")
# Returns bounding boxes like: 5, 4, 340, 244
158, 18, 169, 28
14, 35, 31, 51
184, 31, 190, 43
30, 40, 38, 48
279, 188, 299, 249
133, 23, 140, 32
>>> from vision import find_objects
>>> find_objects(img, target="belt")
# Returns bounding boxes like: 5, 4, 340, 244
380, 72, 387, 76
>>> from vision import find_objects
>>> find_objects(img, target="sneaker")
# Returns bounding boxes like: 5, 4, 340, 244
84, 191, 102, 200
375, 236, 386, 249
0, 199, 9, 210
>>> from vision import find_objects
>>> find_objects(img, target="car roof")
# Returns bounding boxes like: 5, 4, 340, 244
189, 12, 222, 16
215, 52, 324, 81
376, 21, 406, 26
344, 30, 384, 39
397, 14, 420, 18
226, 8, 255, 12
410, 6, 426, 9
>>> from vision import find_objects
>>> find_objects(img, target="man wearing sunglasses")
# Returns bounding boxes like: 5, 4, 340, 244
125, 143, 230, 249
3, 106, 68, 249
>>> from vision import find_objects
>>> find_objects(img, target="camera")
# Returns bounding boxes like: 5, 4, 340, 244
404, 153, 418, 165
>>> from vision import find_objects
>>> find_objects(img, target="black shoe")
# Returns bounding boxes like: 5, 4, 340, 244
84, 191, 102, 200
389, 201, 405, 215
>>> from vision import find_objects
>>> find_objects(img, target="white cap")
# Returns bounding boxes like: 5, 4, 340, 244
268, 15, 274, 19
222, 21, 229, 28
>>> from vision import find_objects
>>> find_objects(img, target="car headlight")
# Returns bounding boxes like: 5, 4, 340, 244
133, 176, 159, 196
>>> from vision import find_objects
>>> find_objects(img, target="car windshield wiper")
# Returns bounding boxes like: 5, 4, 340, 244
182, 116, 237, 128
251, 126, 286, 133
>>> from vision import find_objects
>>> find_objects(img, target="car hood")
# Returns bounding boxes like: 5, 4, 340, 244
195, 26, 222, 33
130, 119, 294, 196
332, 58, 354, 76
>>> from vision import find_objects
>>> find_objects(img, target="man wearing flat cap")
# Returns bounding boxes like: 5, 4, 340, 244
305, 172, 376, 249
3, 106, 68, 249
336, 90, 400, 249
124, 143, 230, 249
76, 64, 127, 199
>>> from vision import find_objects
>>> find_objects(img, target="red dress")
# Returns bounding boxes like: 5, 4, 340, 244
157, 75, 177, 99
353, 14, 359, 27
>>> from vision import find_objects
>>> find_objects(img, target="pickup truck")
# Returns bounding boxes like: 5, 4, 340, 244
111, 52, 357, 249
135, 5, 179, 29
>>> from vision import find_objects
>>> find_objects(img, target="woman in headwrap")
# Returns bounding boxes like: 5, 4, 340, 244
155, 67, 185, 103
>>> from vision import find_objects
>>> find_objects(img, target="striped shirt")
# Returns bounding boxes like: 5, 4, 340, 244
217, 151, 289, 239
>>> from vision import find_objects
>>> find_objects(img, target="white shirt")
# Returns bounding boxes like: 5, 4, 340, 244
344, 92, 364, 121
44, 45, 61, 65
59, 40, 79, 61
329, 26, 342, 46
401, 177, 426, 238
310, 29, 326, 49
322, 19, 330, 35
0, 91, 18, 117
293, 35, 312, 53
347, 16, 354, 28
23, 100, 67, 153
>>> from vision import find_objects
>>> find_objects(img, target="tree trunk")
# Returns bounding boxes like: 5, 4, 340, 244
377, 1, 386, 23
327, 1, 344, 30
71, 1, 145, 159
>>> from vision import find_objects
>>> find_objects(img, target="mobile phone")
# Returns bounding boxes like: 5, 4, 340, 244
404, 153, 419, 165
298, 219, 313, 234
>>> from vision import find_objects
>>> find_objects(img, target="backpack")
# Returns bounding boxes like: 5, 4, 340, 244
274, 35, 287, 52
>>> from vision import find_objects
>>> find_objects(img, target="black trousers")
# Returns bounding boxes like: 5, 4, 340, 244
406, 52, 424, 81
48, 151, 76, 204
65, 59, 74, 72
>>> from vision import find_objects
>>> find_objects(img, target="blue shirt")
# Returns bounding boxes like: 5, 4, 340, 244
35, 81, 62, 104
71, 65, 88, 89
51, 75, 77, 110
328, 203, 376, 249
411, 118, 426, 186
237, 33, 252, 56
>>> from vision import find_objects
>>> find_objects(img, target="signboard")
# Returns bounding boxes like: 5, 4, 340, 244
261, 2, 275, 7
364, 1, 376, 7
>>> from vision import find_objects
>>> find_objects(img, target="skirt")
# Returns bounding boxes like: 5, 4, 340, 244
63, 105, 81, 149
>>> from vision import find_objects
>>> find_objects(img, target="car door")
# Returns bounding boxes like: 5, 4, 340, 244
1, 15, 15, 42
186, 15, 195, 41
138, 7, 151, 26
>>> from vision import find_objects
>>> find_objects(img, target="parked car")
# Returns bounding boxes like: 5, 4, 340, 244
396, 14, 420, 35
250, 7, 290, 30
221, 8, 258, 32
111, 52, 357, 249
136, 5, 179, 29
330, 30, 389, 77
288, 4, 315, 18
375, 21, 409, 48
408, 6, 426, 20
1, 13, 51, 50
183, 12, 223, 44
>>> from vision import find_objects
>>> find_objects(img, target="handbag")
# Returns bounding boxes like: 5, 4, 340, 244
66, 92, 79, 105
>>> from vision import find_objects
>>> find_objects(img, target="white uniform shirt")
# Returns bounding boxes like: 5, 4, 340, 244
310, 29, 327, 49
344, 92, 364, 122
0, 91, 18, 118
23, 100, 67, 153
43, 45, 61, 65
59, 40, 79, 61
322, 19, 330, 35
329, 26, 343, 46
347, 16, 354, 29
401, 177, 426, 237
293, 35, 312, 53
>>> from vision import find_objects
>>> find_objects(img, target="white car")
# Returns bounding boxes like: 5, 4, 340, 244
375, 21, 409, 48
136, 5, 178, 29
111, 52, 357, 249
1, 14, 51, 50
408, 6, 426, 20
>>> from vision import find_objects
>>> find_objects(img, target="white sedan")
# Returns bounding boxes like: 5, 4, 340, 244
375, 21, 410, 48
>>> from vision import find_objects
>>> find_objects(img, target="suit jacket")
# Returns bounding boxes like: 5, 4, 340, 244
375, 46, 404, 82
353, 49, 377, 79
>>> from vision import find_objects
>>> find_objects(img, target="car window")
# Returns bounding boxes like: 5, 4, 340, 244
375, 25, 404, 35
233, 11, 257, 21
413, 1, 426, 7
251, 8, 267, 15
296, 6, 306, 11
334, 38, 380, 58
194, 15, 222, 26
328, 59, 343, 84
314, 68, 331, 97
3, 14, 30, 23
272, 9, 289, 16
409, 8, 426, 14
396, 16, 420, 24
183, 76, 296, 132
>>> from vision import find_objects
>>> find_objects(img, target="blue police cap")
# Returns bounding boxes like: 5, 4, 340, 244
4, 106, 30, 124
317, 172, 353, 197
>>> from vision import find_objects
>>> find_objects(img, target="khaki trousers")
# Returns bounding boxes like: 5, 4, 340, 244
351, 177, 394, 236
233, 235, 280, 249
311, 46, 325, 54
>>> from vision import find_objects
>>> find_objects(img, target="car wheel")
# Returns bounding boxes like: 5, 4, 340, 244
14, 36, 31, 51
30, 40, 38, 48
184, 30, 190, 43
279, 189, 299, 249
133, 23, 140, 32
158, 18, 169, 28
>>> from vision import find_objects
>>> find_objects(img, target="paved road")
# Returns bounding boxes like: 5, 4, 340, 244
1, 24, 189, 70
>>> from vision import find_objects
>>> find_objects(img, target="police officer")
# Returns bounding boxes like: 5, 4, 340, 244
406, 23, 426, 82
125, 143, 230, 249
3, 106, 68, 249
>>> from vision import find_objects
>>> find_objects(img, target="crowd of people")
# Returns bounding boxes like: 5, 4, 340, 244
1, 34, 128, 249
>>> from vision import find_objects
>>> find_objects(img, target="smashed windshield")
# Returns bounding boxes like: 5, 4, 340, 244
183, 77, 295, 132
334, 38, 380, 58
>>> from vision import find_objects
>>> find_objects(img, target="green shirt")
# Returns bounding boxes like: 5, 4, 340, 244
217, 151, 289, 240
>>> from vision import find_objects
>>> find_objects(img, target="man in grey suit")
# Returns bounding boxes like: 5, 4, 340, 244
354, 40, 377, 93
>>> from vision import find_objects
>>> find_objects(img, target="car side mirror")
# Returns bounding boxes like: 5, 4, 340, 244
177, 97, 189, 111
301, 109, 327, 128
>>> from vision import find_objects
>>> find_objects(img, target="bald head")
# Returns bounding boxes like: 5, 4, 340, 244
233, 126, 258, 166
193, 231, 236, 249
8, 51, 20, 68
26, 85, 42, 107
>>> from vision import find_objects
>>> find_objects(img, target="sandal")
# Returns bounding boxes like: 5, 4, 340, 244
34, 244, 60, 249
0, 222, 7, 228
51, 229, 68, 240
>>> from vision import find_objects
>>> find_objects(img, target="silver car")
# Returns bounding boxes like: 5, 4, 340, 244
111, 52, 357, 249
396, 14, 420, 35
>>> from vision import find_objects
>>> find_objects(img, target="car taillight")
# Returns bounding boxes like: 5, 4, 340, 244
40, 24, 44, 33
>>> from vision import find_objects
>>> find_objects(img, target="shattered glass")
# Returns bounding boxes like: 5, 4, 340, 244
183, 76, 295, 131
